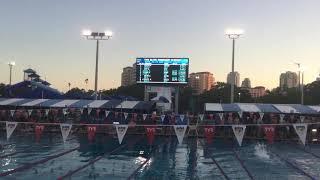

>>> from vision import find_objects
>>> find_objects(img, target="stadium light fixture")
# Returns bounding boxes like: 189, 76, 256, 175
8, 61, 15, 85
225, 28, 244, 103
81, 29, 113, 99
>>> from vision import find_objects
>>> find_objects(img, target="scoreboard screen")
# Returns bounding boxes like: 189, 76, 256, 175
136, 58, 189, 84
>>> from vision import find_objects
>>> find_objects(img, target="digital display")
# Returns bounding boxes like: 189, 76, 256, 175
136, 58, 189, 84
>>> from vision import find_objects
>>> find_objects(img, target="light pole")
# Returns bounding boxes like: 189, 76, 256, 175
226, 29, 243, 103
294, 62, 304, 104
82, 29, 112, 100
8, 61, 15, 85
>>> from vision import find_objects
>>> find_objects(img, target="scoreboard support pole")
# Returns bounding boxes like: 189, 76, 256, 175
144, 85, 149, 101
175, 86, 179, 113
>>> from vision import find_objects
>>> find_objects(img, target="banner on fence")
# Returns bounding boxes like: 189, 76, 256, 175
87, 126, 96, 142
263, 125, 275, 144
60, 124, 72, 142
232, 125, 246, 146
6, 121, 18, 140
35, 125, 45, 142
115, 125, 128, 144
173, 125, 187, 145
145, 126, 156, 145
204, 126, 215, 144
293, 123, 308, 145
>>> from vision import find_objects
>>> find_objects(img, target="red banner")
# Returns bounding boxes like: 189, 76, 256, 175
35, 125, 45, 142
87, 126, 96, 142
145, 126, 156, 145
263, 125, 275, 144
209, 114, 214, 120
204, 126, 215, 144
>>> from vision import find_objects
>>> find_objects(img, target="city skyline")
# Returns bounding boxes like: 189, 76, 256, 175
1, 0, 320, 92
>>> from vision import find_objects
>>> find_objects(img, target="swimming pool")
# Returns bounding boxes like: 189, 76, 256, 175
1, 132, 320, 180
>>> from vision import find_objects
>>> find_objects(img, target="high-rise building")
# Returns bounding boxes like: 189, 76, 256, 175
227, 71, 240, 87
249, 86, 266, 98
189, 72, 215, 95
241, 78, 251, 88
121, 66, 136, 87
279, 71, 298, 90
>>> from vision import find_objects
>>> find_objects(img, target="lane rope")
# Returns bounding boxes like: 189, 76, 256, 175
232, 149, 254, 180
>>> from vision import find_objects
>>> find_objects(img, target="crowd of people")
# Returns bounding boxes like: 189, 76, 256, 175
0, 108, 319, 141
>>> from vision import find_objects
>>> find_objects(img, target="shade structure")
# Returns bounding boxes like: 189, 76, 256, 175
0, 98, 156, 111
205, 103, 320, 115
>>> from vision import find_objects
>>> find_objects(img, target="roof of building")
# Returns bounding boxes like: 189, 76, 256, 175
205, 103, 320, 115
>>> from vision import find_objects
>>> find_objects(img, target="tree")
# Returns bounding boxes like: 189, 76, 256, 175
0, 83, 6, 97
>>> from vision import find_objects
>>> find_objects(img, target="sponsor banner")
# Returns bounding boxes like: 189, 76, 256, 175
10, 110, 15, 117
238, 111, 243, 118
105, 111, 110, 118
232, 125, 246, 146
115, 125, 128, 144
60, 124, 72, 142
6, 121, 18, 140
263, 125, 275, 144
143, 114, 148, 121
180, 114, 185, 122
35, 125, 45, 142
173, 125, 187, 145
145, 126, 156, 145
160, 115, 165, 122
293, 123, 308, 145
124, 112, 129, 120
199, 114, 204, 121
218, 113, 224, 120
204, 126, 215, 144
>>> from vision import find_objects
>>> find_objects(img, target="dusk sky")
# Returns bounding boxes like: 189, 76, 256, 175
0, 0, 320, 92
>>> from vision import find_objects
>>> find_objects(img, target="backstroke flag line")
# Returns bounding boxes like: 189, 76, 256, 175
6, 121, 18, 140
259, 112, 264, 121
237, 111, 243, 118
293, 123, 308, 145
60, 124, 72, 142
218, 113, 224, 120
160, 115, 165, 122
232, 125, 246, 146
10, 110, 15, 117
173, 125, 187, 145
199, 114, 204, 121
143, 114, 148, 121
124, 112, 128, 120
180, 115, 185, 122
105, 111, 110, 118
115, 125, 128, 144
28, 110, 33, 116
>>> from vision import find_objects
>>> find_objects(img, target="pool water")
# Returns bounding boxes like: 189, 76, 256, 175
1, 132, 320, 180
